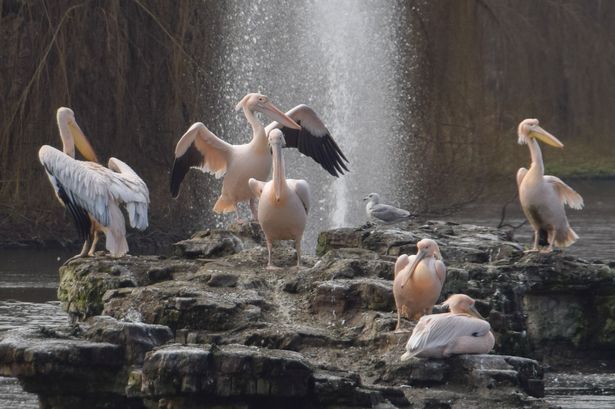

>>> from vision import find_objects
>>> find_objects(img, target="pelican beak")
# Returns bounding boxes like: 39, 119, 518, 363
69, 121, 99, 162
529, 125, 564, 148
263, 102, 301, 130
468, 304, 485, 319
401, 249, 427, 288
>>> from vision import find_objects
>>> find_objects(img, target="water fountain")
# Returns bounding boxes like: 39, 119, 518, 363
207, 0, 418, 249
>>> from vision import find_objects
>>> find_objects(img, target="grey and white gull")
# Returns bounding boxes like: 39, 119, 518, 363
363, 193, 412, 224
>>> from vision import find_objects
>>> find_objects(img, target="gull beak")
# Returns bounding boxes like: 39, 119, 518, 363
401, 249, 427, 288
263, 102, 301, 130
529, 125, 564, 148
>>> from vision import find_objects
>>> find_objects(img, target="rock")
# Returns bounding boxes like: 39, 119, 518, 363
173, 230, 244, 258
12, 220, 615, 408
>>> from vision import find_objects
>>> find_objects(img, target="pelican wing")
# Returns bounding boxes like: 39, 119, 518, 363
369, 203, 410, 223
248, 178, 266, 198
394, 254, 410, 278
435, 260, 446, 285
170, 122, 233, 197
108, 158, 150, 230
407, 314, 491, 355
39, 146, 92, 241
265, 105, 349, 177
544, 175, 584, 210
287, 179, 311, 214
516, 167, 528, 189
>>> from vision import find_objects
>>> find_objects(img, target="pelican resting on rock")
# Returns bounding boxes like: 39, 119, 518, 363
401, 294, 495, 360
249, 129, 310, 270
393, 239, 446, 331
516, 118, 584, 252
38, 107, 149, 258
363, 192, 412, 224
171, 93, 348, 221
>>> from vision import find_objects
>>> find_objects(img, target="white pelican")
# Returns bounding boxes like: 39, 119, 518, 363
363, 192, 412, 224
393, 239, 446, 331
170, 93, 347, 221
248, 129, 310, 270
516, 118, 584, 252
401, 294, 495, 360
38, 107, 149, 258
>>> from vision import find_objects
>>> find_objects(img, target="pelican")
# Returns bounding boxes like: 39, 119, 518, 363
516, 118, 584, 252
401, 294, 495, 360
170, 93, 348, 221
363, 192, 412, 224
38, 107, 149, 258
248, 129, 310, 270
393, 239, 446, 331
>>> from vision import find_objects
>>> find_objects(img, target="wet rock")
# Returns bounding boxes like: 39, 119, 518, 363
173, 229, 243, 259
84, 316, 174, 364
312, 278, 394, 317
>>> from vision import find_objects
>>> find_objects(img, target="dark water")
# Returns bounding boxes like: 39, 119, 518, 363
0, 249, 70, 409
0, 180, 614, 407
453, 179, 615, 262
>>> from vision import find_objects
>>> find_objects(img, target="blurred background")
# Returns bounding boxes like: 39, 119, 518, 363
1, 0, 614, 254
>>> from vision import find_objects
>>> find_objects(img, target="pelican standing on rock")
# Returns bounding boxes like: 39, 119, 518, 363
393, 239, 446, 331
516, 118, 584, 252
249, 129, 310, 270
363, 193, 412, 224
38, 107, 149, 258
170, 93, 348, 221
401, 294, 495, 360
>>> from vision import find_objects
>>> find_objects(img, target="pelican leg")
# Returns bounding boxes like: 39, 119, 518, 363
295, 238, 302, 269
265, 239, 282, 271
67, 240, 90, 262
541, 229, 555, 253
234, 209, 246, 224
88, 230, 99, 256
249, 198, 259, 221
525, 230, 540, 253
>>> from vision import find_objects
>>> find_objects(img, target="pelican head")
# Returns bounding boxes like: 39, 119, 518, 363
363, 192, 380, 204
401, 238, 442, 288
235, 93, 301, 130
56, 107, 98, 162
268, 128, 286, 148
442, 294, 484, 319
517, 118, 564, 148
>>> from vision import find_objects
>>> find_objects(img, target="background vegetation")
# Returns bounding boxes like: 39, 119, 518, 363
1, 0, 614, 247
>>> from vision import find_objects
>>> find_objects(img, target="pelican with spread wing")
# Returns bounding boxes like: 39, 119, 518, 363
170, 93, 348, 221
516, 118, 583, 252
39, 107, 149, 258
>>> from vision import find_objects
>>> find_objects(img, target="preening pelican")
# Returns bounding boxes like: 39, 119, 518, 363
170, 93, 348, 221
363, 192, 412, 224
248, 129, 310, 270
39, 107, 149, 258
393, 239, 446, 331
516, 118, 584, 252
401, 294, 495, 360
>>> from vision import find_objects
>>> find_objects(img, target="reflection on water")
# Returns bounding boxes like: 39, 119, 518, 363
453, 179, 615, 261
0, 249, 70, 408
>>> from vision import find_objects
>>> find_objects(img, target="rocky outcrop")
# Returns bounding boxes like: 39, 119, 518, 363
3, 220, 613, 408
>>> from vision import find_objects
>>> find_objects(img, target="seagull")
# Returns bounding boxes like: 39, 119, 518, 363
363, 193, 412, 224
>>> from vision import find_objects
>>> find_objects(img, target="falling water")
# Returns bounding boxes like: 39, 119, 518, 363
203, 1, 417, 249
